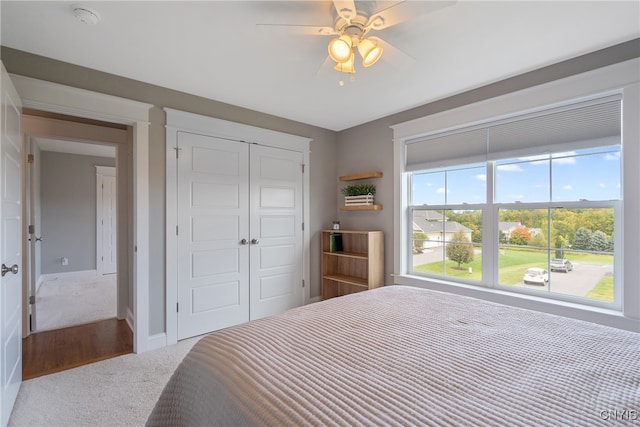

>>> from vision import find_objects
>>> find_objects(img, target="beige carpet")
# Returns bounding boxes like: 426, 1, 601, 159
9, 336, 201, 426
36, 274, 117, 332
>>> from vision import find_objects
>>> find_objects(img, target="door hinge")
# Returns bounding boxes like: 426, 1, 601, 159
302, 280, 305, 288
28, 224, 34, 234
29, 295, 35, 305
27, 154, 34, 164
174, 147, 181, 159
301, 164, 305, 173
302, 222, 304, 231
176, 302, 179, 313
176, 225, 179, 235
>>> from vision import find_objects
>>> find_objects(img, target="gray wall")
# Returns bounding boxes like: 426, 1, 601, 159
2, 38, 637, 336
1, 46, 338, 336
335, 39, 640, 284
40, 151, 115, 274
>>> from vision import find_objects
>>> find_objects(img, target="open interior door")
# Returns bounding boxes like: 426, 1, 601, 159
0, 62, 23, 427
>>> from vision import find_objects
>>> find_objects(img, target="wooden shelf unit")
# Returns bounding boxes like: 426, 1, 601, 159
321, 230, 384, 300
339, 171, 383, 181
338, 170, 383, 211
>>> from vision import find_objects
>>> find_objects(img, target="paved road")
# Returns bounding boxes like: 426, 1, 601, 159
412, 248, 610, 298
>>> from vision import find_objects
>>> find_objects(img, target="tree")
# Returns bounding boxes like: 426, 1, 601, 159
590, 230, 608, 252
554, 236, 566, 259
529, 232, 547, 249
413, 232, 428, 253
446, 231, 474, 268
499, 230, 509, 244
509, 226, 531, 246
573, 227, 593, 250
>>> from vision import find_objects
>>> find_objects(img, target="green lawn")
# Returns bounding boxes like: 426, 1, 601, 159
413, 248, 614, 301
586, 275, 614, 301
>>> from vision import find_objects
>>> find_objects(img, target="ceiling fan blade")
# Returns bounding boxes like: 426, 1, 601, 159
370, 36, 415, 70
256, 23, 337, 36
333, 0, 357, 23
366, 1, 456, 31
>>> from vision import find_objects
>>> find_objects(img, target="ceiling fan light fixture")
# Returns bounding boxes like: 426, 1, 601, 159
334, 52, 356, 73
328, 34, 353, 63
358, 38, 383, 67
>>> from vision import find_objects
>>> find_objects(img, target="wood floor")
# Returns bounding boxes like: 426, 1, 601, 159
22, 318, 133, 380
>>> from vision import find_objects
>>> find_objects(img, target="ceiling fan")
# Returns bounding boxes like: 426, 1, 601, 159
258, 1, 451, 75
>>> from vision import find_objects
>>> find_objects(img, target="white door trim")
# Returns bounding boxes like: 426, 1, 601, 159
96, 166, 116, 276
10, 74, 152, 353
164, 108, 311, 346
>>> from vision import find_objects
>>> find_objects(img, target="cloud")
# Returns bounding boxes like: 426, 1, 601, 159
604, 152, 620, 161
599, 183, 606, 188
476, 174, 486, 181
497, 164, 523, 172
553, 157, 576, 165
563, 184, 572, 190
436, 187, 446, 194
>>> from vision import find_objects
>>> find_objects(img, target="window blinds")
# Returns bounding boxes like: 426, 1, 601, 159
405, 94, 621, 171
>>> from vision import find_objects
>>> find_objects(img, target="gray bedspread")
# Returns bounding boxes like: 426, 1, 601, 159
147, 285, 639, 426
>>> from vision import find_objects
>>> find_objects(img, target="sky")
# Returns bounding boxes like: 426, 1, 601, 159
411, 146, 621, 205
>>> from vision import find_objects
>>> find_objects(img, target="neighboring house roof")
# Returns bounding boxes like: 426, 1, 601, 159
413, 210, 446, 221
499, 222, 522, 232
413, 216, 472, 234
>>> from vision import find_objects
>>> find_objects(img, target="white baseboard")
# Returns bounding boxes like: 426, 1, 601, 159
39, 270, 98, 282
308, 296, 321, 304
147, 333, 168, 351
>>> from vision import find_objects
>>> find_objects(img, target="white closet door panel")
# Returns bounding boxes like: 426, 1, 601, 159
101, 174, 117, 274
191, 215, 239, 242
249, 146, 303, 320
177, 132, 249, 340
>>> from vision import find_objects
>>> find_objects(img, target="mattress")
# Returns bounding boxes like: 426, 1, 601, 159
147, 285, 639, 426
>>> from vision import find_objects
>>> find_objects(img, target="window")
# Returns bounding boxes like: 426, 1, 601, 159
404, 95, 623, 309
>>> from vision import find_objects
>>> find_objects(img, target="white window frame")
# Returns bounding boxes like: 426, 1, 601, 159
392, 58, 640, 331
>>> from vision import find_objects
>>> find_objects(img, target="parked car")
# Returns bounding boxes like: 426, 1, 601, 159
523, 268, 549, 285
550, 258, 573, 273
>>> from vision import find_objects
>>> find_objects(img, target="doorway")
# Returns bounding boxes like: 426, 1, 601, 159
21, 110, 132, 374
30, 143, 117, 333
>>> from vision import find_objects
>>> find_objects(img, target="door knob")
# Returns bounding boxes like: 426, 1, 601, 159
240, 238, 248, 245
1, 264, 19, 277
35, 236, 43, 242
251, 238, 259, 245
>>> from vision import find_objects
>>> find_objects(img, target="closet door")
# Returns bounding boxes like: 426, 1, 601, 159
177, 132, 249, 340
249, 145, 303, 320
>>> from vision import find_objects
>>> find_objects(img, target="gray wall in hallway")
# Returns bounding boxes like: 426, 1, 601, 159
40, 151, 115, 275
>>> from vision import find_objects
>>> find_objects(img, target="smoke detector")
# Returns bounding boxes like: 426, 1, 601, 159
71, 4, 100, 25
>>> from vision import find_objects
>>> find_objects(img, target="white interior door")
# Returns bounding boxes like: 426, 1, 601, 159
0, 63, 23, 427
97, 166, 117, 275
177, 132, 249, 340
249, 145, 303, 320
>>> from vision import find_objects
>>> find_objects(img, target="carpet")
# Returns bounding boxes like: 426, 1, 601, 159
36, 274, 117, 332
9, 336, 201, 426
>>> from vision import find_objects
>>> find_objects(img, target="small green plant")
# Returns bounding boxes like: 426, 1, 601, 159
341, 183, 376, 196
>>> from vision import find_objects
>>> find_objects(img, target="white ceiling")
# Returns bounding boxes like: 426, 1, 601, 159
1, 1, 639, 131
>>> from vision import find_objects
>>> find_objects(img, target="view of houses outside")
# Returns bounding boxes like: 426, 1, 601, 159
410, 146, 619, 304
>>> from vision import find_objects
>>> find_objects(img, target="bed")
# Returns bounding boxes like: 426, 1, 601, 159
147, 285, 639, 426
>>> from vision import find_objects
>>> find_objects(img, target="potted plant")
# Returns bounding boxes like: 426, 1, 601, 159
341, 183, 376, 206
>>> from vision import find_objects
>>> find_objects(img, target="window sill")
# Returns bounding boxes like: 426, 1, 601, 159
392, 274, 639, 332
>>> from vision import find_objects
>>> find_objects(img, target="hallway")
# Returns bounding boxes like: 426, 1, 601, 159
22, 318, 132, 380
